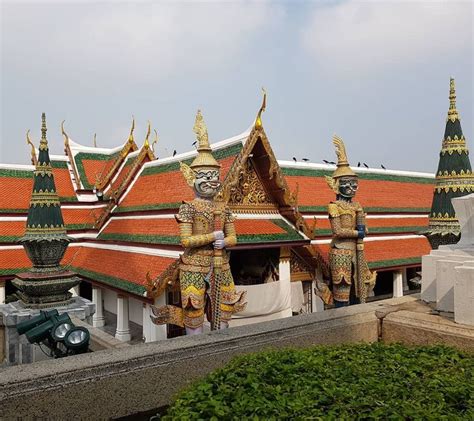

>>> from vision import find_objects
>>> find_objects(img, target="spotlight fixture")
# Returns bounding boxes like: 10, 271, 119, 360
17, 310, 90, 358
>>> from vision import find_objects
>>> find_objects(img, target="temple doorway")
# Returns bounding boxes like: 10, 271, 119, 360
230, 248, 279, 286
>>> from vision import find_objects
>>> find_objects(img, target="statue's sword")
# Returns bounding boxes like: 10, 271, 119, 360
210, 205, 224, 331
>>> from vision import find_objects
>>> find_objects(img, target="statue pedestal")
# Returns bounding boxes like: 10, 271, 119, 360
0, 297, 95, 366
421, 194, 474, 325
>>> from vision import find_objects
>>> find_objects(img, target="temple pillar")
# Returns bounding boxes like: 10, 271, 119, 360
115, 295, 131, 342
279, 247, 291, 281
0, 281, 5, 304
92, 286, 105, 327
393, 270, 404, 298
142, 295, 167, 343
402, 268, 409, 291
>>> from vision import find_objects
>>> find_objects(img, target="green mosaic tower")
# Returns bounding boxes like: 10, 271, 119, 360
425, 79, 474, 249
13, 113, 80, 307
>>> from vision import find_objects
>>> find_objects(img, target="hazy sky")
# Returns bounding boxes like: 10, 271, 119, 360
1, 0, 472, 172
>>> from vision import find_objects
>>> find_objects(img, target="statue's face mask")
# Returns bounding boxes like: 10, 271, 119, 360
338, 176, 358, 199
194, 169, 221, 199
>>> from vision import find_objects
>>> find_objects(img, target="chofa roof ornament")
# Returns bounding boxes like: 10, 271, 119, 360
255, 87, 266, 129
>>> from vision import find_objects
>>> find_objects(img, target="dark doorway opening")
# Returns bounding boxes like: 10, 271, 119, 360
230, 248, 279, 286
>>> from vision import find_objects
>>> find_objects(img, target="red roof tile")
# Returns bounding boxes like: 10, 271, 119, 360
286, 176, 434, 211
314, 236, 431, 268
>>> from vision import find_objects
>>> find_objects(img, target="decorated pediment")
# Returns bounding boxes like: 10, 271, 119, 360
228, 159, 277, 211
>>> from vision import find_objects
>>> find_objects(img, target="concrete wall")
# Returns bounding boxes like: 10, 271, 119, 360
0, 326, 4, 363
1, 295, 473, 420
0, 302, 380, 420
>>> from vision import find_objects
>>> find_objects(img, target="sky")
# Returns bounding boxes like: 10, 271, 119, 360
0, 0, 472, 173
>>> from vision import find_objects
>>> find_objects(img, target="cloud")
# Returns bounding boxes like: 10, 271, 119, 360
301, 0, 472, 75
2, 1, 285, 83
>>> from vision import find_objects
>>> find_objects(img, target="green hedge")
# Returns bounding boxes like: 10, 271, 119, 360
163, 343, 473, 420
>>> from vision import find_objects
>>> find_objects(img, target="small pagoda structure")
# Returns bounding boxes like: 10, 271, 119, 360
12, 113, 80, 307
424, 79, 474, 249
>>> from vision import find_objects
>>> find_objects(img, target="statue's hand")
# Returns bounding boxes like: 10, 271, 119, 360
213, 230, 224, 240
214, 239, 225, 249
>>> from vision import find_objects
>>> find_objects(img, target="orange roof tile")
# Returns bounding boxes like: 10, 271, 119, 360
0, 177, 32, 212
0, 222, 25, 242
314, 236, 431, 269
286, 176, 434, 211
314, 216, 429, 236
52, 166, 76, 200
62, 207, 102, 228
63, 246, 176, 294
116, 146, 240, 213
0, 248, 31, 274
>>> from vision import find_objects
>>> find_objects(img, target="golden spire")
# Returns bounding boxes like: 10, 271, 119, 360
39, 113, 48, 151
61, 120, 70, 150
144, 121, 151, 149
128, 116, 135, 143
190, 110, 220, 169
447, 77, 459, 122
93, 133, 97, 148
152, 129, 158, 152
255, 87, 266, 129
26, 130, 38, 166
331, 134, 356, 179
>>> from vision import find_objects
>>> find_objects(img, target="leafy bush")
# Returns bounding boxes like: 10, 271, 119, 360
163, 343, 473, 420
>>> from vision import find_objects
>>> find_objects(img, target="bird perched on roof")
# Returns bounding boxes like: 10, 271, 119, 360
302, 158, 309, 162
381, 164, 386, 170
363, 163, 369, 168
173, 150, 177, 157
292, 157, 297, 162
323, 159, 329, 164
357, 162, 361, 167
192, 141, 197, 147
329, 161, 336, 165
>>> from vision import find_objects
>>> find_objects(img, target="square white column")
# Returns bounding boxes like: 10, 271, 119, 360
454, 261, 474, 326
402, 268, 409, 291
0, 282, 5, 304
115, 295, 131, 342
392, 270, 403, 298
92, 286, 105, 327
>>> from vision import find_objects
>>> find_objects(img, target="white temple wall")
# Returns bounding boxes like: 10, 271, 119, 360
103, 289, 118, 314
128, 297, 143, 326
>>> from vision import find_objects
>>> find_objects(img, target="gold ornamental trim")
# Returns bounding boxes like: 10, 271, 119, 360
435, 184, 474, 194
447, 78, 460, 122
437, 169, 472, 178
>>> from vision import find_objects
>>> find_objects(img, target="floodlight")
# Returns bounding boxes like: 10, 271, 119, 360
64, 327, 90, 353
17, 309, 58, 335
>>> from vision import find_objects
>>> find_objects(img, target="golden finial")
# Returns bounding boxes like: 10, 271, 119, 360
39, 113, 48, 151
152, 129, 158, 152
193, 110, 209, 149
447, 77, 459, 122
26, 130, 38, 166
144, 121, 151, 149
61, 120, 70, 150
255, 87, 267, 129
189, 110, 220, 170
128, 116, 135, 143
331, 134, 356, 179
93, 133, 97, 148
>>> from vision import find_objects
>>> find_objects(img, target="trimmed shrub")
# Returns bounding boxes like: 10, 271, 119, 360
163, 343, 473, 420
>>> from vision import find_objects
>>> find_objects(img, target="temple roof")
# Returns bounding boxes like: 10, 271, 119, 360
0, 114, 435, 296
